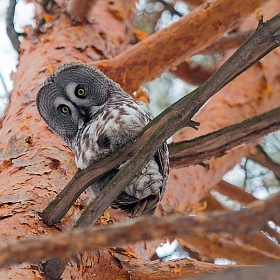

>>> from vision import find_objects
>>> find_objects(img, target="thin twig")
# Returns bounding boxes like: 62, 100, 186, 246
6, 0, 20, 53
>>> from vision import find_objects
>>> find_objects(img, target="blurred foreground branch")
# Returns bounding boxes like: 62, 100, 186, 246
2, 190, 280, 268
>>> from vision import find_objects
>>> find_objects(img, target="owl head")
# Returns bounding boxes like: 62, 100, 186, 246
36, 62, 112, 146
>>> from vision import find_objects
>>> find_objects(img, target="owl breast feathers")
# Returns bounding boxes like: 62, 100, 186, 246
36, 62, 169, 217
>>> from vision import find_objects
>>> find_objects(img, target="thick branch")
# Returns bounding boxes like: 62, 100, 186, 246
181, 234, 280, 264
169, 106, 280, 168
95, 0, 270, 93
6, 0, 20, 53
215, 181, 256, 204
198, 195, 280, 263
215, 180, 280, 240
3, 191, 280, 268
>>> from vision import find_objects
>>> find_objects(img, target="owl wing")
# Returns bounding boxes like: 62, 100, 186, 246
111, 142, 169, 217
154, 141, 169, 199
81, 97, 169, 217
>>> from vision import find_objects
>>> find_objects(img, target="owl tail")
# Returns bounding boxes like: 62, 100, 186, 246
111, 192, 160, 218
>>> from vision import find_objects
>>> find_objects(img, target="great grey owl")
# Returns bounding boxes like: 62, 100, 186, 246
36, 62, 169, 217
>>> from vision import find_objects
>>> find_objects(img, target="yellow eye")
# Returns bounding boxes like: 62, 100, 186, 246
75, 85, 86, 98
77, 88, 85, 96
60, 106, 69, 114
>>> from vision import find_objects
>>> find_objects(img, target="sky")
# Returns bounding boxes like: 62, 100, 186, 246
0, 0, 34, 116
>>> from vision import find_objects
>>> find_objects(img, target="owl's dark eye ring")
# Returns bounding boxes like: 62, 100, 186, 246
75, 85, 86, 98
58, 105, 70, 114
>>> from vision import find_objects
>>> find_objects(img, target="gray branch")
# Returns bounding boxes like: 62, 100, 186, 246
169, 106, 280, 168
6, 0, 20, 53
0, 73, 8, 96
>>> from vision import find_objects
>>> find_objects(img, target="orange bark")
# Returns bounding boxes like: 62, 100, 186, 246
0, 1, 137, 278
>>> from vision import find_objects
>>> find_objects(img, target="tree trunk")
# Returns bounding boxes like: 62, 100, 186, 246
0, 1, 138, 278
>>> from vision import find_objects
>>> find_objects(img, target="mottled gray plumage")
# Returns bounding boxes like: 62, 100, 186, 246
36, 62, 169, 217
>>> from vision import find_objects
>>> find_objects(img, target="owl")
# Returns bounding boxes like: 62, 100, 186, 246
36, 62, 169, 217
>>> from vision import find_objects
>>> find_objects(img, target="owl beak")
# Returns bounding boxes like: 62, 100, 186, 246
80, 109, 87, 116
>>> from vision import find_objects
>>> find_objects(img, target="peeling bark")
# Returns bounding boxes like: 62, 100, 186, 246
0, 0, 137, 278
